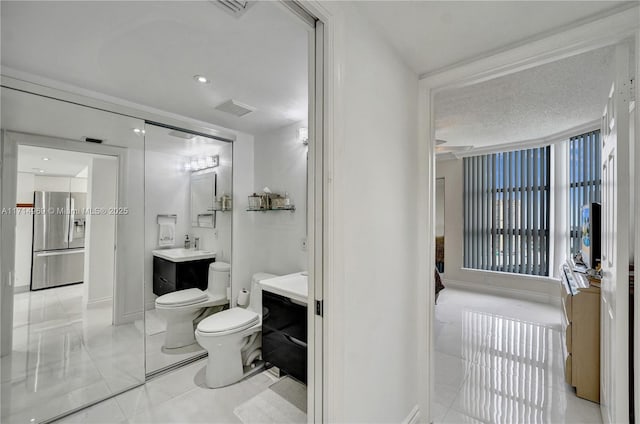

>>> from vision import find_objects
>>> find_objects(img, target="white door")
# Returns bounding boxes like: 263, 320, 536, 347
600, 43, 631, 424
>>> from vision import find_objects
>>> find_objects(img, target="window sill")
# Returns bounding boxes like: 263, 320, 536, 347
459, 267, 560, 284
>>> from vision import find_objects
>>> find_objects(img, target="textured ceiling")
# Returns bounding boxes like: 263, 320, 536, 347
357, 1, 632, 75
434, 46, 615, 149
1, 1, 308, 135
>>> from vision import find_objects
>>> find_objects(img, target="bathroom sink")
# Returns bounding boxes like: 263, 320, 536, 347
152, 248, 216, 263
260, 272, 308, 304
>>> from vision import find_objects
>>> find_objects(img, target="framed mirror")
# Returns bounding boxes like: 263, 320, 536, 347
191, 172, 216, 228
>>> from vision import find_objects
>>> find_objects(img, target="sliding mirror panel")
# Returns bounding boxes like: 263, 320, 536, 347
143, 123, 233, 375
0, 88, 146, 423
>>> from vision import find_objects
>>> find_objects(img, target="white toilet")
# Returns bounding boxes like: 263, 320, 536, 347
195, 272, 276, 388
155, 262, 230, 349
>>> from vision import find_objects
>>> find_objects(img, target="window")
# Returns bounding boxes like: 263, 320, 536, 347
568, 130, 601, 255
463, 146, 551, 276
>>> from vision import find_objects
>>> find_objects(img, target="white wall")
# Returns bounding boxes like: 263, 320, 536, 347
251, 121, 307, 276
327, 5, 421, 422
84, 157, 117, 308
231, 133, 256, 302
436, 158, 561, 303
435, 178, 445, 237
13, 172, 35, 289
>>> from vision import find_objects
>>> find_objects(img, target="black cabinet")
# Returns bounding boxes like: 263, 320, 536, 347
152, 256, 215, 296
262, 291, 307, 383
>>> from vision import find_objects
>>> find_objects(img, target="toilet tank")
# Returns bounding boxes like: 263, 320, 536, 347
208, 262, 230, 298
248, 272, 277, 315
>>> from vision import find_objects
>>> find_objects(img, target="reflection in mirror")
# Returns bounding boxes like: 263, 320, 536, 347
191, 172, 216, 228
436, 178, 445, 273
144, 124, 233, 375
1, 131, 145, 423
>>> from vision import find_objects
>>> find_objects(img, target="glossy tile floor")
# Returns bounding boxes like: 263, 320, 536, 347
54, 361, 305, 423
434, 288, 602, 424
1, 285, 144, 423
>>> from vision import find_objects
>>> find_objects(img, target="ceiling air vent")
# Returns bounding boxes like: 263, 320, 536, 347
211, 1, 254, 18
215, 99, 255, 117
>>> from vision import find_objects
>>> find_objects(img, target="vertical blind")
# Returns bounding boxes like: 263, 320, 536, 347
464, 146, 551, 276
569, 130, 601, 255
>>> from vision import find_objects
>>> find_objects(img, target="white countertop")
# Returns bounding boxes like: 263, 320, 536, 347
152, 248, 216, 263
260, 272, 308, 304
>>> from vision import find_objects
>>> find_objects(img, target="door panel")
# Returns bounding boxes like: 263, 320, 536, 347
600, 43, 630, 424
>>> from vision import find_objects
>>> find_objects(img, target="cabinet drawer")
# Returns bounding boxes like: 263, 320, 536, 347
565, 324, 572, 353
262, 292, 307, 336
154, 257, 176, 283
262, 329, 307, 383
153, 275, 175, 296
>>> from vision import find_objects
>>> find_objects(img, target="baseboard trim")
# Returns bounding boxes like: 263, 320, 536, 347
402, 405, 421, 424
13, 285, 30, 294
86, 297, 112, 309
443, 279, 561, 306
115, 311, 143, 325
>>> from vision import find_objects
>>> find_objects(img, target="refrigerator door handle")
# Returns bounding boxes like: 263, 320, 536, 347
35, 249, 85, 257
68, 196, 75, 243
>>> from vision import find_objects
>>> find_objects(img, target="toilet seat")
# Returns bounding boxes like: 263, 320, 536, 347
156, 288, 209, 307
197, 308, 259, 335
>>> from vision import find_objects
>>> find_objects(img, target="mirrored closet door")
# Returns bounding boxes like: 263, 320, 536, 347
143, 124, 233, 375
0, 89, 146, 423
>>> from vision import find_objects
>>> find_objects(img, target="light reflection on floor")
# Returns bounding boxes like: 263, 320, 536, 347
1, 285, 144, 423
434, 288, 602, 424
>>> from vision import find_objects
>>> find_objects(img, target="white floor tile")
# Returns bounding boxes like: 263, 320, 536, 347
2, 284, 144, 423
434, 288, 602, 424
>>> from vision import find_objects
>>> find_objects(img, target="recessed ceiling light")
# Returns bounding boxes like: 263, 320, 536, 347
193, 75, 210, 84
42, 157, 50, 161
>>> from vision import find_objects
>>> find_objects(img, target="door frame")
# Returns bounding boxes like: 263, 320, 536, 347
418, 5, 640, 422
0, 131, 126, 324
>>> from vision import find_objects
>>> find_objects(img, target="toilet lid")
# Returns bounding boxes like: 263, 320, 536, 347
156, 288, 208, 307
197, 308, 259, 334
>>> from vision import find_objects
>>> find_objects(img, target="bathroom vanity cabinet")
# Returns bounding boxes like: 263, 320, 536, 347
262, 291, 307, 383
153, 256, 215, 296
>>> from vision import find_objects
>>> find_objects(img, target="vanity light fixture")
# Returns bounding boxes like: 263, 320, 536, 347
184, 154, 219, 172
298, 127, 308, 145
133, 128, 145, 135
194, 75, 210, 84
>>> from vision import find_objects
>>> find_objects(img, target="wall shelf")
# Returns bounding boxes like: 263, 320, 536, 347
246, 205, 295, 212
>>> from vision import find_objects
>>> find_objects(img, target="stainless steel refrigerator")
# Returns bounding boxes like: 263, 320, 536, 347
31, 191, 87, 290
